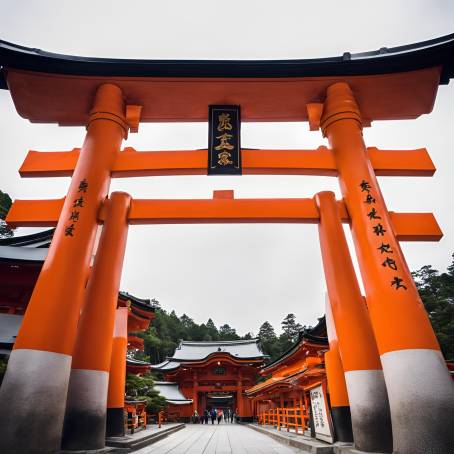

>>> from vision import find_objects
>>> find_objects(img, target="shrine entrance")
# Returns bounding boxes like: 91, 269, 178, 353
0, 35, 454, 454
206, 393, 235, 412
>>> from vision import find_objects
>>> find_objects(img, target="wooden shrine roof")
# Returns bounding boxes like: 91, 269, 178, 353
1, 33, 453, 124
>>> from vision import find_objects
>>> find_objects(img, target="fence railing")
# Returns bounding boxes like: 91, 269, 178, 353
258, 407, 308, 434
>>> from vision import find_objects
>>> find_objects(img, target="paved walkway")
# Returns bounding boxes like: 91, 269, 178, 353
135, 423, 303, 453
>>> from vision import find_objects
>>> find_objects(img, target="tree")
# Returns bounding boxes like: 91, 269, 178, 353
219, 324, 240, 340
206, 318, 219, 341
125, 373, 167, 414
281, 313, 302, 342
412, 257, 454, 359
258, 321, 279, 359
0, 190, 13, 238
258, 321, 276, 342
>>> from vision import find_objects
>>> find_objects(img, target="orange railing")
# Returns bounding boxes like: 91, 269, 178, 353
258, 407, 308, 434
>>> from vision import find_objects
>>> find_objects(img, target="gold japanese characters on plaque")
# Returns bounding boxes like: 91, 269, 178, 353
208, 105, 241, 175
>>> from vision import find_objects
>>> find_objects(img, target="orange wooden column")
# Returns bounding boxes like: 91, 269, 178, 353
106, 307, 129, 437
324, 300, 353, 444
61, 192, 131, 450
0, 84, 127, 454
316, 191, 392, 452
321, 82, 454, 454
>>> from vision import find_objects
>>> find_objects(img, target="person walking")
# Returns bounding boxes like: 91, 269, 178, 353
204, 409, 209, 425
217, 408, 223, 424
226, 408, 231, 423
231, 410, 235, 423
210, 408, 216, 424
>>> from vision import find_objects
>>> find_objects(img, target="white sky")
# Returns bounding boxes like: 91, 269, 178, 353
0, 1, 453, 336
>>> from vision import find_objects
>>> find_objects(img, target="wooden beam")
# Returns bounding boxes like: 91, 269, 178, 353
6, 195, 442, 241
19, 146, 435, 178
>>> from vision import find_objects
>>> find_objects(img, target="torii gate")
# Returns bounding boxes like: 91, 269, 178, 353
0, 34, 453, 454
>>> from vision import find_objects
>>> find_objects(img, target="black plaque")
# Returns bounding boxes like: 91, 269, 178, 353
208, 105, 241, 175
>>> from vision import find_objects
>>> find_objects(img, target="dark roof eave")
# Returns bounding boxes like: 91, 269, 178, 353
1, 32, 454, 86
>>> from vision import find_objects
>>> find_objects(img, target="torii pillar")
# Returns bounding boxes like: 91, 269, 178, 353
316, 191, 392, 452
0, 84, 127, 454
321, 82, 454, 453
62, 192, 131, 451
324, 300, 353, 444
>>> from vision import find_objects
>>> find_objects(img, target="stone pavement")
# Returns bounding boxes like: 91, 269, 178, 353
134, 423, 304, 453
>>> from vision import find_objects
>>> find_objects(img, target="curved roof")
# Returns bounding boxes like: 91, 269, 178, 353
1, 34, 453, 124
151, 339, 265, 372
154, 381, 192, 405
1, 33, 453, 82
172, 339, 264, 361
0, 229, 53, 262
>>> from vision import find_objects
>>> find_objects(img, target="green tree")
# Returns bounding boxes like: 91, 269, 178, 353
258, 321, 279, 359
206, 318, 219, 341
412, 257, 454, 359
281, 313, 302, 341
125, 373, 167, 414
0, 190, 13, 238
219, 324, 240, 340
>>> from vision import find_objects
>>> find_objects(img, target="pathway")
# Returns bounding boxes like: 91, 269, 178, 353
135, 423, 304, 453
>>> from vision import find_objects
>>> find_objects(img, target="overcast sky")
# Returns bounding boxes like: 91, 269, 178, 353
1, 1, 453, 336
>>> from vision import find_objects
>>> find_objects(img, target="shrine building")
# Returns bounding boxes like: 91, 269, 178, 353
0, 230, 156, 440
151, 339, 266, 421
246, 317, 327, 414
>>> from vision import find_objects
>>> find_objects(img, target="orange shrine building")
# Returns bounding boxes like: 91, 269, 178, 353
246, 317, 327, 413
151, 339, 266, 421
0, 229, 156, 437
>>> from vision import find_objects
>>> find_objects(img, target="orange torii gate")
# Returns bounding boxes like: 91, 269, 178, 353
0, 34, 454, 454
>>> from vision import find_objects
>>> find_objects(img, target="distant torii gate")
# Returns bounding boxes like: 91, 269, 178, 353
0, 35, 454, 454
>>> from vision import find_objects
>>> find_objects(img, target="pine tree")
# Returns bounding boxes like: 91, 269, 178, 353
206, 318, 219, 341
219, 324, 239, 340
281, 313, 302, 341
413, 257, 454, 358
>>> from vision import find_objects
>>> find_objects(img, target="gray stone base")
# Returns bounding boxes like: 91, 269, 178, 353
105, 423, 185, 452
248, 423, 333, 454
248, 424, 391, 454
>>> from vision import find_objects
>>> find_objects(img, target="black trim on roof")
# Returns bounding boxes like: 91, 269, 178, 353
126, 357, 151, 366
1, 33, 454, 86
119, 291, 157, 312
0, 228, 54, 247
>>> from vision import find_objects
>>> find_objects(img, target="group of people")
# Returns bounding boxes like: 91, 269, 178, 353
192, 408, 236, 424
